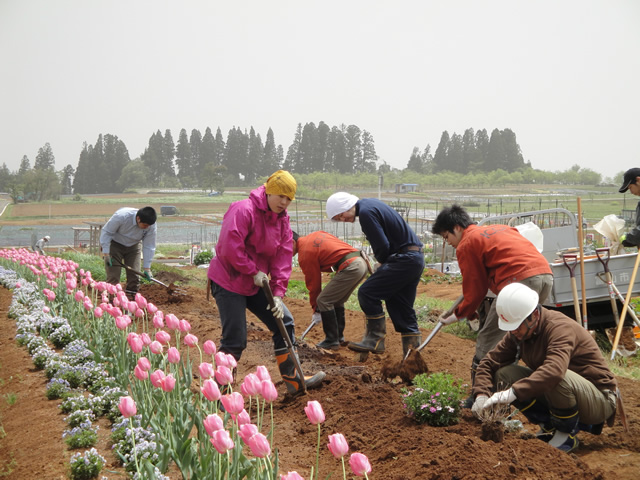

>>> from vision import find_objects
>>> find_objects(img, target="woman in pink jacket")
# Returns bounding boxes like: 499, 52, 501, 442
207, 170, 325, 394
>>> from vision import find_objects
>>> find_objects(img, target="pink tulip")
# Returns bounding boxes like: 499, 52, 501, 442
203, 340, 216, 356
167, 347, 181, 364
141, 333, 152, 346
203, 414, 224, 436
137, 357, 151, 371
43, 306, 50, 313
127, 333, 144, 353
93, 307, 104, 318
165, 313, 180, 330
240, 373, 261, 397
327, 433, 349, 458
247, 432, 270, 458
135, 308, 145, 318
134, 365, 148, 380
150, 369, 166, 388
260, 380, 278, 403
111, 307, 123, 318
214, 365, 234, 386
161, 374, 176, 392
238, 423, 259, 444
149, 341, 164, 354
135, 293, 147, 310
118, 396, 137, 418
235, 409, 251, 426
153, 313, 165, 329
147, 303, 157, 314
198, 362, 214, 379
178, 319, 191, 332
349, 453, 371, 477
220, 392, 244, 415
184, 334, 198, 347
281, 472, 305, 480
127, 301, 138, 313
83, 300, 94, 311
225, 353, 237, 369
15, 282, 21, 288
256, 365, 271, 382
74, 290, 85, 302
155, 330, 171, 345
201, 379, 221, 402
215, 352, 230, 368
210, 430, 234, 454
304, 400, 325, 425
115, 315, 132, 330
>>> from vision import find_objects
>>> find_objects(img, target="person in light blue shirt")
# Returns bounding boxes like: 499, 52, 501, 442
100, 206, 157, 298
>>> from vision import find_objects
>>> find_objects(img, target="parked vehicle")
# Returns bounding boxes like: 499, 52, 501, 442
477, 208, 639, 329
160, 205, 179, 216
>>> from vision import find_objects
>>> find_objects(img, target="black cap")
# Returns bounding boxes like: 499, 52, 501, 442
619, 168, 640, 193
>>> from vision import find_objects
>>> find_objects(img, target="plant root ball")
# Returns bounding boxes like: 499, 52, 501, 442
481, 421, 505, 443
381, 350, 429, 384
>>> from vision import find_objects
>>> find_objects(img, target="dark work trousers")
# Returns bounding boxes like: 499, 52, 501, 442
105, 241, 142, 296
210, 280, 295, 361
357, 250, 424, 334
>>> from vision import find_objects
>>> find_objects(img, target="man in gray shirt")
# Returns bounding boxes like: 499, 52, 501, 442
100, 206, 157, 298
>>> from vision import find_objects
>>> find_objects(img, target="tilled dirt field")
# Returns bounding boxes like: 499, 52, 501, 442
1, 269, 639, 479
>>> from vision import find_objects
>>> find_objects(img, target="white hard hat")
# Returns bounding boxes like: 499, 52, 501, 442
326, 192, 359, 220
44, 236, 50, 241
496, 283, 539, 331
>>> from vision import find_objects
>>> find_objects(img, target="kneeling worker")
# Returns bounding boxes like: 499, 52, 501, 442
471, 283, 618, 453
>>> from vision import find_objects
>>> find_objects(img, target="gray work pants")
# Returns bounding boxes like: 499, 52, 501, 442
105, 241, 142, 295
316, 257, 368, 312
496, 364, 616, 425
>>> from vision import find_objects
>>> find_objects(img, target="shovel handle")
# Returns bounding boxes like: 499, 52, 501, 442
261, 278, 307, 393
595, 247, 611, 272
111, 256, 171, 289
562, 254, 578, 277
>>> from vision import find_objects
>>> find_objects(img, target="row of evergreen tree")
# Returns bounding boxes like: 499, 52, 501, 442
1, 123, 540, 199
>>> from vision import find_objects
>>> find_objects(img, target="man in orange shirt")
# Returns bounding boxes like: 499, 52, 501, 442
293, 231, 369, 349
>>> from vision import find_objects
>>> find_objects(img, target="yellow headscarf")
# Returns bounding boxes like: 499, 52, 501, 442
264, 170, 297, 200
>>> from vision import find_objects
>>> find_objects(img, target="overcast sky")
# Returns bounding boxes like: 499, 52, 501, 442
1, 1, 639, 181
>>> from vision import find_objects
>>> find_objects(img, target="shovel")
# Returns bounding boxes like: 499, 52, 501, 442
596, 248, 621, 327
261, 278, 307, 393
111, 257, 187, 295
562, 254, 582, 324
402, 295, 464, 363
300, 314, 321, 341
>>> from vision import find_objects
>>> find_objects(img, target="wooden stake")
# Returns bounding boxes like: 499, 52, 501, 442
577, 198, 588, 329
610, 250, 640, 360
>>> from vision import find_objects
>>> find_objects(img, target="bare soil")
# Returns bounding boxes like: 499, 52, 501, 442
1, 269, 639, 479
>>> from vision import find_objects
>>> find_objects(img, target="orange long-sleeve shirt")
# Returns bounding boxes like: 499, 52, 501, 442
297, 231, 359, 311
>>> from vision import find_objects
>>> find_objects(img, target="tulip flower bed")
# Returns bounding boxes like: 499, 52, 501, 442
1, 249, 640, 480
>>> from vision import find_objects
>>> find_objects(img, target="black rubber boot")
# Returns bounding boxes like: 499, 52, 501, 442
401, 333, 421, 357
348, 315, 386, 353
549, 405, 580, 452
275, 348, 326, 395
317, 309, 340, 350
335, 306, 347, 346
518, 398, 554, 441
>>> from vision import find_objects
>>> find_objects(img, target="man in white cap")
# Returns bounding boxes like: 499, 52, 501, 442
326, 192, 424, 357
471, 283, 618, 453
34, 235, 50, 255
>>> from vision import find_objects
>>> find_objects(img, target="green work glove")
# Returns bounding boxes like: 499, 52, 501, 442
143, 270, 153, 281
103, 254, 113, 267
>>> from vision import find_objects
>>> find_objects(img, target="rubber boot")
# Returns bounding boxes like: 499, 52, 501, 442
463, 356, 480, 409
275, 348, 326, 395
549, 405, 580, 453
401, 333, 421, 357
335, 306, 347, 346
317, 309, 340, 350
348, 315, 386, 354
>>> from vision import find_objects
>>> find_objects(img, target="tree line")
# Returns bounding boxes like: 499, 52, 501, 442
0, 124, 608, 202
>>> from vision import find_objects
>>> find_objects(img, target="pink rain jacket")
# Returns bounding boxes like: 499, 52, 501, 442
207, 185, 293, 298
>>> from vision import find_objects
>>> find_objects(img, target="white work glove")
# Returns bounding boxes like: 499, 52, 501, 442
270, 296, 284, 320
471, 395, 489, 419
483, 388, 516, 410
439, 313, 459, 326
253, 271, 268, 287
311, 312, 322, 324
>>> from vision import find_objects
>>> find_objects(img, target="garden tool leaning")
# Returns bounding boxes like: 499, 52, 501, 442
562, 254, 582, 325
111, 257, 187, 296
595, 248, 620, 327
